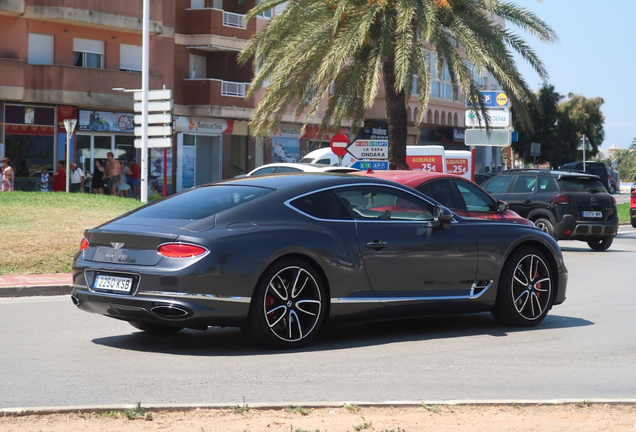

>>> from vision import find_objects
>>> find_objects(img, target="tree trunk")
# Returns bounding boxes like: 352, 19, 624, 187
382, 53, 408, 170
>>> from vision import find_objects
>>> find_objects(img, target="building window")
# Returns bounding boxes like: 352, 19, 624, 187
28, 33, 54, 65
120, 44, 142, 72
190, 0, 205, 8
73, 38, 104, 69
189, 54, 207, 79
257, 0, 272, 18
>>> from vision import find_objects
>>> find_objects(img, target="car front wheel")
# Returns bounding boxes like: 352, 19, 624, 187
245, 259, 326, 349
492, 247, 554, 327
587, 237, 613, 251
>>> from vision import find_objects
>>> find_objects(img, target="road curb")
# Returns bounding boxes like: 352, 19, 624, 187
0, 285, 72, 298
3, 399, 636, 417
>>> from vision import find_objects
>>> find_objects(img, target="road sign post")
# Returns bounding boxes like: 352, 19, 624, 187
577, 135, 592, 171
530, 142, 541, 167
346, 139, 388, 160
330, 133, 349, 167
63, 119, 77, 193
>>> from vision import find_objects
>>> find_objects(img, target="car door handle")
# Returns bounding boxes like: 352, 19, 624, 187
524, 199, 533, 204
366, 241, 388, 250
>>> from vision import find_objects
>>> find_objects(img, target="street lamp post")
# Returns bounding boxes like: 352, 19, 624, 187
63, 119, 77, 193
141, 0, 149, 203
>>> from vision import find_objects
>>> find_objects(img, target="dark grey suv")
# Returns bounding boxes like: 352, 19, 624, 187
483, 169, 618, 251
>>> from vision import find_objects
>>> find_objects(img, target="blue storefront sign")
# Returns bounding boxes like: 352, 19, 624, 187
465, 91, 510, 108
351, 160, 389, 170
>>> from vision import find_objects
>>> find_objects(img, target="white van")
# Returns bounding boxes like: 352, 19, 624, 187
299, 148, 357, 166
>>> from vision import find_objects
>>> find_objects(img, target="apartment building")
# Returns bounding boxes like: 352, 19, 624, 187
0, 0, 174, 190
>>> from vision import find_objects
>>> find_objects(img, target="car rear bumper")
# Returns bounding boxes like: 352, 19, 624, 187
554, 214, 618, 240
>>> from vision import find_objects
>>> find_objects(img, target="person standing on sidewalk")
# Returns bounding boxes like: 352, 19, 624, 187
69, 162, 85, 193
1, 157, 14, 191
104, 152, 121, 196
39, 167, 51, 192
52, 161, 66, 192
129, 158, 140, 200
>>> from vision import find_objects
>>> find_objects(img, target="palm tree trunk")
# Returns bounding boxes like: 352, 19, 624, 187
382, 52, 408, 169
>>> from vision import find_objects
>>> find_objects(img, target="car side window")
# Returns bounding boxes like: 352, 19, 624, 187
511, 175, 537, 194
484, 175, 513, 195
289, 190, 353, 220
250, 167, 277, 176
538, 176, 559, 192
334, 186, 434, 221
315, 158, 332, 165
455, 180, 495, 212
416, 179, 464, 211
275, 167, 302, 173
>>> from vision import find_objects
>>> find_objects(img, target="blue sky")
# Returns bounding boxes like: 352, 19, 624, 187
512, 0, 635, 149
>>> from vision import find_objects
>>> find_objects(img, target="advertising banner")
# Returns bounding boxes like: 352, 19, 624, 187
148, 148, 172, 202
446, 157, 469, 176
78, 111, 134, 133
464, 110, 511, 128
174, 117, 233, 134
406, 155, 444, 172
272, 137, 300, 163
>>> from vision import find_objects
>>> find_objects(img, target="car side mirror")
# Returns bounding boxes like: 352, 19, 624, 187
434, 205, 453, 229
496, 200, 509, 213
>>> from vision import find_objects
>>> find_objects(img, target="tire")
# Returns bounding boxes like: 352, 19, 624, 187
245, 258, 326, 349
129, 321, 184, 334
492, 247, 555, 327
533, 218, 555, 239
587, 237, 613, 251
609, 185, 616, 194
632, 219, 636, 229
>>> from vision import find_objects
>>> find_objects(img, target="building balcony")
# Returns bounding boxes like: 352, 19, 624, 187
21, 64, 163, 109
23, 0, 164, 34
0, 0, 25, 16
183, 78, 254, 109
0, 58, 25, 101
175, 8, 255, 47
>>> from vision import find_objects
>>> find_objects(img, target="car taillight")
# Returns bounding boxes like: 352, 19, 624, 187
80, 237, 89, 251
158, 243, 207, 258
551, 194, 569, 205
611, 196, 617, 205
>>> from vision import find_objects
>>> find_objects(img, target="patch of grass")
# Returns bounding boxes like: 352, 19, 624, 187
353, 420, 372, 430
101, 410, 120, 418
284, 405, 312, 415
617, 203, 630, 223
123, 401, 148, 420
421, 403, 442, 414
575, 401, 592, 408
233, 396, 250, 414
344, 404, 360, 413
0, 192, 143, 275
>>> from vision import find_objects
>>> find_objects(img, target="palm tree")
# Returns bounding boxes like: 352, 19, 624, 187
239, 0, 557, 168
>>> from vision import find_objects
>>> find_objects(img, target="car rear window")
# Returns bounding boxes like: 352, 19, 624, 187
558, 177, 606, 192
299, 157, 314, 163
126, 185, 273, 220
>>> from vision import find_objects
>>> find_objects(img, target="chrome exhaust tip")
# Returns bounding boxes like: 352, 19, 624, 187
71, 294, 80, 307
150, 304, 190, 319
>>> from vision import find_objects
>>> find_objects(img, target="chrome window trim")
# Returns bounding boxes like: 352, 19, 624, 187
285, 182, 454, 224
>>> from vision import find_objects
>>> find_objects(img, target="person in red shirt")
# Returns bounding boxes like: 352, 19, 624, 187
129, 158, 140, 200
52, 160, 66, 192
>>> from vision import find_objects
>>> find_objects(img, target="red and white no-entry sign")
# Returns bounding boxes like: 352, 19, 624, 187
330, 133, 349, 157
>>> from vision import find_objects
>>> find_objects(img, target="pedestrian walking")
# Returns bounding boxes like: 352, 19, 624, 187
118, 160, 132, 198
52, 161, 66, 192
104, 152, 121, 196
69, 162, 85, 193
39, 167, 51, 192
129, 158, 140, 199
0, 157, 14, 191
91, 160, 105, 195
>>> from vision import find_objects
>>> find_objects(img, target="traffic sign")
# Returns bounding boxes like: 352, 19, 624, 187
465, 110, 511, 127
134, 88, 173, 149
577, 136, 593, 151
134, 137, 172, 148
330, 133, 349, 157
134, 125, 172, 137
346, 139, 388, 159
134, 113, 172, 124
464, 129, 511, 146
511, 132, 518, 142
134, 89, 172, 101
466, 91, 510, 108
612, 160, 617, 168
134, 100, 173, 112
530, 142, 541, 157
351, 160, 389, 171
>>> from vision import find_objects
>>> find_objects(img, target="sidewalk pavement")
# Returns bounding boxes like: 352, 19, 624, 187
0, 273, 72, 298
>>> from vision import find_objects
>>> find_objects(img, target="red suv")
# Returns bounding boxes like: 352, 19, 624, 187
631, 185, 636, 228
352, 170, 533, 226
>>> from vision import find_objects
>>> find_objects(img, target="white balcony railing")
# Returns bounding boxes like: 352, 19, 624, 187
222, 11, 246, 29
221, 80, 246, 97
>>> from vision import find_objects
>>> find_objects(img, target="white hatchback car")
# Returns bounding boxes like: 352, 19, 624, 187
244, 163, 358, 177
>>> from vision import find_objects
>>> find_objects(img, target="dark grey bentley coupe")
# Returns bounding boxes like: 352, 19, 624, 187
72, 174, 568, 349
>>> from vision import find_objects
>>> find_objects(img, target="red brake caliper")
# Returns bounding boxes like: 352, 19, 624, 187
534, 266, 541, 298
266, 294, 275, 318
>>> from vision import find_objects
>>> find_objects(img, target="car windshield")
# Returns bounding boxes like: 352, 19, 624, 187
126, 185, 273, 220
558, 177, 605, 193
299, 157, 314, 163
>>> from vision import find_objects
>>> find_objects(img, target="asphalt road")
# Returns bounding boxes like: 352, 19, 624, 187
2, 227, 636, 409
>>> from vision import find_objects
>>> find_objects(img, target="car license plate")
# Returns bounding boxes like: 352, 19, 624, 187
94, 275, 133, 293
582, 211, 603, 218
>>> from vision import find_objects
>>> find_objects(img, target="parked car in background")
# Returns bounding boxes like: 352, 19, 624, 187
71, 174, 567, 349
482, 169, 618, 251
474, 172, 494, 185
560, 161, 611, 193
352, 170, 534, 226
244, 163, 358, 177
630, 185, 636, 228
608, 168, 620, 194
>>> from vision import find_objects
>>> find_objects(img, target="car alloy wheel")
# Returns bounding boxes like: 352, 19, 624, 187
533, 218, 554, 239
245, 259, 325, 349
492, 247, 554, 327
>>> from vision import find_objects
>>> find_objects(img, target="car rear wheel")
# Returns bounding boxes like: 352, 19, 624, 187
492, 247, 554, 327
587, 237, 613, 251
245, 259, 326, 349
632, 218, 636, 228
129, 321, 184, 334
533, 218, 555, 239
609, 184, 616, 194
